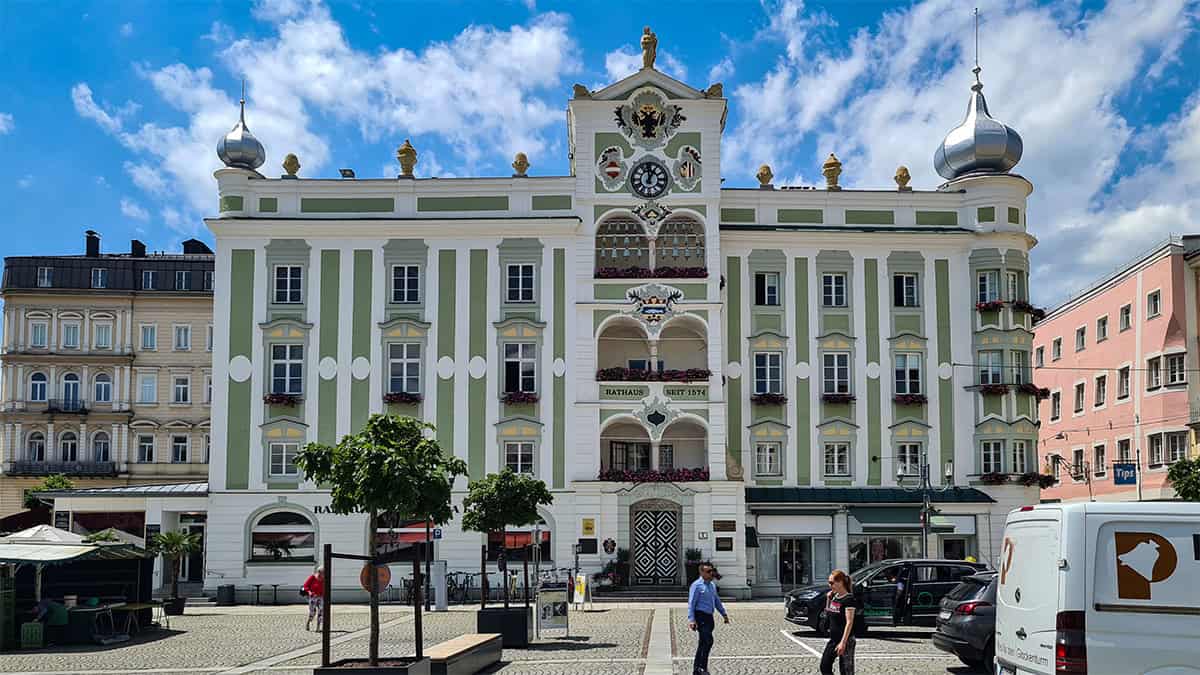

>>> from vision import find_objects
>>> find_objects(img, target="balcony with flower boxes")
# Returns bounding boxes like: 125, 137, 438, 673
596, 417, 709, 483
595, 313, 711, 404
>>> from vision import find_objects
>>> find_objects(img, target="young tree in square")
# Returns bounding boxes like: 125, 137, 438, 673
461, 469, 554, 607
1167, 457, 1200, 501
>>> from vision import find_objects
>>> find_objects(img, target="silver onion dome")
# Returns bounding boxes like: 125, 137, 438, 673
934, 67, 1022, 180
217, 91, 266, 171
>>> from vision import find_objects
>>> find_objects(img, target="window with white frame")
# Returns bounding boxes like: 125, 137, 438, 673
269, 442, 300, 477
823, 352, 850, 394
174, 325, 191, 350
93, 373, 111, 403
824, 442, 849, 476
1096, 316, 1108, 342
1147, 290, 1161, 318
93, 432, 110, 462
981, 440, 1003, 474
37, 267, 52, 288
140, 324, 157, 350
1118, 367, 1131, 399
1006, 270, 1021, 301
754, 352, 783, 395
978, 351, 1003, 385
204, 374, 212, 403
1073, 382, 1085, 413
754, 272, 780, 306
894, 353, 922, 395
175, 270, 190, 291
206, 325, 214, 351
1094, 375, 1106, 407
91, 323, 112, 349
1117, 439, 1131, 462
1050, 392, 1061, 420
1093, 444, 1106, 477
1035, 346, 1044, 368
822, 273, 847, 307
1011, 440, 1028, 474
388, 343, 421, 394
1119, 304, 1132, 331
893, 273, 919, 307
1149, 433, 1164, 466
1009, 350, 1028, 385
142, 270, 155, 290
203, 270, 214, 291
1147, 356, 1162, 389
60, 432, 78, 462
503, 343, 537, 393
1167, 432, 1187, 464
977, 271, 999, 303
755, 442, 782, 476
391, 265, 420, 303
62, 322, 80, 349
1072, 448, 1085, 477
897, 443, 921, 477
138, 373, 157, 403
506, 264, 535, 303
1051, 337, 1062, 361
274, 265, 302, 303
173, 376, 190, 404
29, 372, 47, 402
137, 435, 155, 463
91, 268, 108, 289
171, 435, 188, 463
1167, 353, 1186, 384
27, 433, 46, 461
505, 441, 535, 474
270, 344, 304, 395
30, 321, 48, 348
1075, 326, 1086, 352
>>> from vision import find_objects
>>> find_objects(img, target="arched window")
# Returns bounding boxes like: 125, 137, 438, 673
27, 432, 46, 462
29, 372, 47, 402
94, 373, 112, 403
250, 510, 316, 562
61, 373, 81, 408
656, 218, 706, 271
595, 217, 649, 275
93, 432, 110, 462
60, 432, 78, 462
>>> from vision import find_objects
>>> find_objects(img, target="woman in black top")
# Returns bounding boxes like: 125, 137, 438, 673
820, 569, 860, 675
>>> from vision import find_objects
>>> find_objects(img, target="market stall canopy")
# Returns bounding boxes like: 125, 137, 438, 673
0, 525, 149, 566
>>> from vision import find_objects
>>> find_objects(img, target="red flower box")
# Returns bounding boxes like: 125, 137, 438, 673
751, 392, 789, 405
597, 467, 710, 483
975, 300, 1006, 312
594, 266, 708, 279
893, 394, 928, 405
821, 393, 855, 404
1016, 471, 1056, 488
979, 472, 1011, 485
1017, 383, 1050, 399
262, 393, 301, 406
383, 392, 423, 404
978, 384, 1010, 396
595, 367, 712, 383
502, 391, 540, 405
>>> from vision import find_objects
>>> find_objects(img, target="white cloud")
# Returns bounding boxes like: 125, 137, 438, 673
708, 57, 734, 84
604, 45, 688, 84
16, 174, 32, 189
0, 112, 13, 134
71, 83, 135, 135
202, 21, 234, 43
95, 176, 109, 188
119, 22, 133, 37
120, 197, 150, 221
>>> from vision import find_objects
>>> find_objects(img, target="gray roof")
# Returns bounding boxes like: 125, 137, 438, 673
42, 482, 208, 498
745, 486, 995, 504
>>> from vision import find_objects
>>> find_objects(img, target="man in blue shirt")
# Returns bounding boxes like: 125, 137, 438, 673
687, 562, 729, 675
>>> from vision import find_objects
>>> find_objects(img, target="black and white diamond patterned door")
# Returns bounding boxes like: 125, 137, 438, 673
633, 510, 679, 585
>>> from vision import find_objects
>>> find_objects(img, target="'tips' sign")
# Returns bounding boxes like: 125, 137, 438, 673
1113, 463, 1138, 486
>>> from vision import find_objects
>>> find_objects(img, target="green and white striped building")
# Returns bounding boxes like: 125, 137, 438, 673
205, 40, 1038, 599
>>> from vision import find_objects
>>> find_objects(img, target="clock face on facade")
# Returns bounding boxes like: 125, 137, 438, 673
629, 161, 670, 198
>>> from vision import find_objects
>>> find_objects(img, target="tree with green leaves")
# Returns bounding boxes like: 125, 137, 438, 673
23, 474, 74, 510
296, 414, 466, 667
149, 530, 202, 600
461, 469, 554, 608
1168, 457, 1200, 501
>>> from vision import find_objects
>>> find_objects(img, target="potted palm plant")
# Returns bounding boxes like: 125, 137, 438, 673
150, 529, 202, 615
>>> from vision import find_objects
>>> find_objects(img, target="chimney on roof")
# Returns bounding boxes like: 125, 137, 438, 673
85, 230, 101, 257
181, 239, 213, 255
130, 240, 146, 257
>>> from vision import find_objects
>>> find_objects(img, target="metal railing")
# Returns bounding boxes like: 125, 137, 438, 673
45, 398, 89, 413
7, 461, 117, 476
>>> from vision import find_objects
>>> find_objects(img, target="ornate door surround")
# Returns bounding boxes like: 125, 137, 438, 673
631, 498, 682, 586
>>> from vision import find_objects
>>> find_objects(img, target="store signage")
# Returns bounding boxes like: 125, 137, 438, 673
715, 537, 734, 552
581, 518, 595, 536
712, 520, 737, 533
433, 528, 443, 540
600, 385, 649, 400
54, 511, 70, 530
1113, 463, 1138, 485
664, 385, 707, 401
539, 588, 569, 630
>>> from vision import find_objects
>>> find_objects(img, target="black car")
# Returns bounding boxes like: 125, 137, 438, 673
784, 558, 987, 635
932, 571, 996, 671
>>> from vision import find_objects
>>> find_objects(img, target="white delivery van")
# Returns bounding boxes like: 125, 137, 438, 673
995, 502, 1200, 675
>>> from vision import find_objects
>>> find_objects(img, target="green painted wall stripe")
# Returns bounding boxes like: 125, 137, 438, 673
468, 250, 488, 479
721, 208, 756, 223
318, 250, 340, 445
436, 250, 457, 452
225, 249, 254, 490
915, 210, 957, 226
553, 248, 566, 489
417, 196, 508, 212
350, 250, 373, 433
977, 206, 995, 222
864, 258, 881, 485
532, 195, 572, 210
301, 197, 394, 213
795, 257, 811, 485
779, 208, 824, 224
259, 197, 278, 213
845, 210, 895, 225
220, 195, 244, 212
726, 256, 742, 475
935, 260, 954, 482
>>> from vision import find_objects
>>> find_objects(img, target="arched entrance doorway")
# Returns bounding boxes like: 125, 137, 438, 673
630, 498, 682, 586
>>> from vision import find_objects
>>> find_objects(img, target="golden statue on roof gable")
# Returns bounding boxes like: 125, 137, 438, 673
641, 26, 657, 69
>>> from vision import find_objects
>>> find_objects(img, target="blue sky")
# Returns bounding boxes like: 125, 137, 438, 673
1, 0, 1198, 302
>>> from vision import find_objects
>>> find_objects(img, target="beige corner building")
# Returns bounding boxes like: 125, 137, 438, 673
0, 231, 214, 525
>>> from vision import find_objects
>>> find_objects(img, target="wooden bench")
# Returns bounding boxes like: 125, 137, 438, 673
427, 633, 503, 675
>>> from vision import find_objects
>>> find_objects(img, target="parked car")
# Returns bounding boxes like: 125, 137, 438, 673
995, 502, 1200, 675
932, 570, 996, 670
785, 558, 987, 635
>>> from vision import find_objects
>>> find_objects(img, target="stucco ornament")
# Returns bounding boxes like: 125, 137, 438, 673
704, 83, 723, 98
397, 139, 418, 178
672, 145, 702, 191
640, 26, 657, 69
822, 153, 842, 191
572, 84, 591, 99
615, 88, 685, 150
468, 356, 487, 379
632, 200, 672, 239
511, 152, 530, 177
756, 164, 774, 188
894, 165, 912, 191
228, 355, 253, 383
634, 396, 680, 442
596, 146, 628, 191
351, 357, 371, 380
624, 283, 684, 339
318, 357, 337, 380
282, 153, 301, 177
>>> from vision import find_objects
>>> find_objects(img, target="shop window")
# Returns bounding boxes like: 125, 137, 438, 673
250, 511, 316, 562
486, 523, 551, 562
848, 535, 922, 572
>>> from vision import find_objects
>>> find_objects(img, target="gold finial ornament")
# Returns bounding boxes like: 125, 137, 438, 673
282, 153, 301, 177
512, 152, 530, 177
572, 83, 591, 99
894, 165, 912, 191
756, 164, 774, 188
704, 83, 723, 98
397, 139, 418, 178
822, 153, 842, 191
641, 26, 658, 69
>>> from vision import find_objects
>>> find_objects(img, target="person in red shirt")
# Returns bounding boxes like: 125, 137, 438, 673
302, 567, 325, 632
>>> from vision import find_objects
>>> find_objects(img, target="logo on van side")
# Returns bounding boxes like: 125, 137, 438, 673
1115, 532, 1178, 600
1000, 536, 1014, 585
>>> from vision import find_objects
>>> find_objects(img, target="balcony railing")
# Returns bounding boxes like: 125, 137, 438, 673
594, 266, 708, 279
595, 367, 711, 382
45, 399, 89, 414
597, 467, 709, 482
7, 461, 117, 476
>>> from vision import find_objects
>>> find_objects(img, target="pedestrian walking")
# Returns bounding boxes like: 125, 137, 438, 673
302, 566, 325, 632
687, 562, 729, 675
820, 569, 861, 675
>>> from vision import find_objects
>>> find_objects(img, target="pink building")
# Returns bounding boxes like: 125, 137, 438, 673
1033, 237, 1190, 502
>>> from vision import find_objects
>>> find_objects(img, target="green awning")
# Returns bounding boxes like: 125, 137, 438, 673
849, 507, 953, 532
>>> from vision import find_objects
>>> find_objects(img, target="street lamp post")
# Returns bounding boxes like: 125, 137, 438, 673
897, 454, 955, 559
